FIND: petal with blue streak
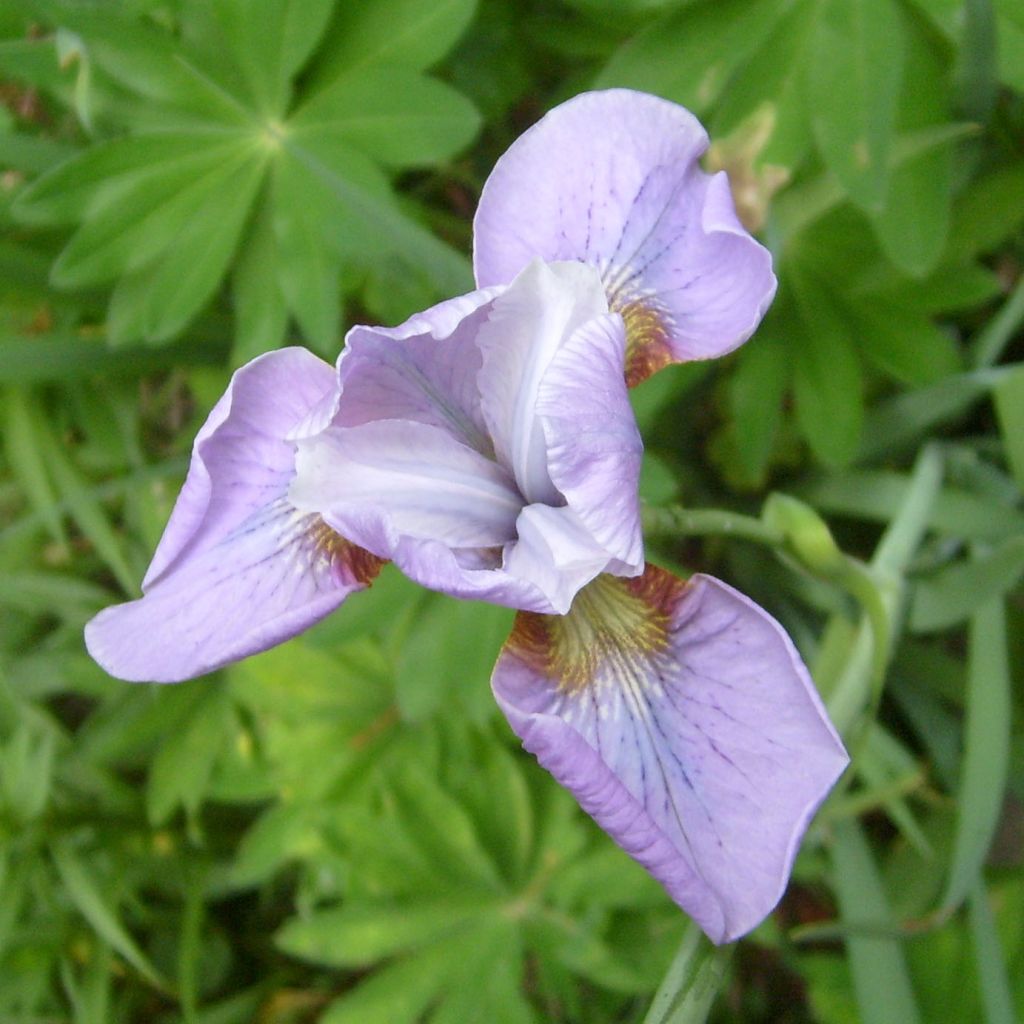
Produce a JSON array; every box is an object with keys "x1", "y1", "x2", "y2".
[
  {"x1": 491, "y1": 566, "x2": 849, "y2": 943},
  {"x1": 85, "y1": 349, "x2": 381, "y2": 683},
  {"x1": 473, "y1": 90, "x2": 777, "y2": 384},
  {"x1": 334, "y1": 287, "x2": 501, "y2": 452}
]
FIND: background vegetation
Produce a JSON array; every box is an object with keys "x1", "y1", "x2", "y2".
[{"x1": 1, "y1": 0, "x2": 1022, "y2": 1021}]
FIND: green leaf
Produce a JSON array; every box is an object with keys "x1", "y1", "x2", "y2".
[
  {"x1": 310, "y1": 0, "x2": 478, "y2": 82},
  {"x1": 716, "y1": 0, "x2": 816, "y2": 167},
  {"x1": 910, "y1": 538, "x2": 1024, "y2": 633},
  {"x1": 292, "y1": 67, "x2": 481, "y2": 168},
  {"x1": 387, "y1": 769, "x2": 504, "y2": 891},
  {"x1": 283, "y1": 132, "x2": 472, "y2": 297},
  {"x1": 12, "y1": 133, "x2": 244, "y2": 225},
  {"x1": 208, "y1": 0, "x2": 334, "y2": 116},
  {"x1": 457, "y1": 740, "x2": 535, "y2": 885},
  {"x1": 229, "y1": 802, "x2": 322, "y2": 887},
  {"x1": 831, "y1": 819, "x2": 922, "y2": 1024},
  {"x1": 868, "y1": 11, "x2": 953, "y2": 275},
  {"x1": 809, "y1": 0, "x2": 904, "y2": 211},
  {"x1": 956, "y1": 0, "x2": 998, "y2": 119},
  {"x1": 853, "y1": 262, "x2": 1000, "y2": 315},
  {"x1": 34, "y1": 406, "x2": 138, "y2": 593},
  {"x1": 858, "y1": 367, "x2": 1002, "y2": 461},
  {"x1": 993, "y1": 364, "x2": 1024, "y2": 490},
  {"x1": 0, "y1": 329, "x2": 225, "y2": 383},
  {"x1": 942, "y1": 597, "x2": 1012, "y2": 911},
  {"x1": 727, "y1": 331, "x2": 789, "y2": 484},
  {"x1": 995, "y1": 0, "x2": 1024, "y2": 91},
  {"x1": 42, "y1": 3, "x2": 250, "y2": 124},
  {"x1": 51, "y1": 142, "x2": 257, "y2": 289},
  {"x1": 147, "y1": 686, "x2": 232, "y2": 825},
  {"x1": 788, "y1": 265, "x2": 863, "y2": 466},
  {"x1": 945, "y1": 160, "x2": 1024, "y2": 263},
  {"x1": 276, "y1": 897, "x2": 489, "y2": 968},
  {"x1": 394, "y1": 593, "x2": 512, "y2": 724},
  {"x1": 231, "y1": 183, "x2": 289, "y2": 362},
  {"x1": 595, "y1": 0, "x2": 786, "y2": 114},
  {"x1": 851, "y1": 302, "x2": 962, "y2": 386},
  {"x1": 51, "y1": 839, "x2": 168, "y2": 991},
  {"x1": 271, "y1": 150, "x2": 344, "y2": 353},
  {"x1": 2, "y1": 387, "x2": 68, "y2": 551},
  {"x1": 318, "y1": 932, "x2": 467, "y2": 1024},
  {"x1": 799, "y1": 470, "x2": 1024, "y2": 542},
  {"x1": 107, "y1": 150, "x2": 265, "y2": 345}
]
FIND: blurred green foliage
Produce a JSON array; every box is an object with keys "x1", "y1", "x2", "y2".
[{"x1": 1, "y1": 0, "x2": 1022, "y2": 1021}]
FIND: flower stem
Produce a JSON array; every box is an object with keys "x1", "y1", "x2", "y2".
[
  {"x1": 641, "y1": 504, "x2": 784, "y2": 548},
  {"x1": 642, "y1": 918, "x2": 732, "y2": 1024}
]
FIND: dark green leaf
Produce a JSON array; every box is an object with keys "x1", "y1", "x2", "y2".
[
  {"x1": 310, "y1": 0, "x2": 478, "y2": 83},
  {"x1": 276, "y1": 897, "x2": 489, "y2": 968},
  {"x1": 292, "y1": 67, "x2": 481, "y2": 168},
  {"x1": 231, "y1": 183, "x2": 289, "y2": 362},
  {"x1": 789, "y1": 266, "x2": 863, "y2": 466},
  {"x1": 596, "y1": 0, "x2": 786, "y2": 115},
  {"x1": 147, "y1": 686, "x2": 232, "y2": 825},
  {"x1": 394, "y1": 593, "x2": 512, "y2": 724},
  {"x1": 869, "y1": 11, "x2": 953, "y2": 275},
  {"x1": 808, "y1": 0, "x2": 904, "y2": 211},
  {"x1": 910, "y1": 538, "x2": 1024, "y2": 633},
  {"x1": 107, "y1": 151, "x2": 265, "y2": 345},
  {"x1": 51, "y1": 840, "x2": 168, "y2": 991}
]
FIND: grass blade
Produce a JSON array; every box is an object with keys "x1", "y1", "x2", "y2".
[
  {"x1": 832, "y1": 819, "x2": 921, "y2": 1024},
  {"x1": 941, "y1": 597, "x2": 1011, "y2": 911}
]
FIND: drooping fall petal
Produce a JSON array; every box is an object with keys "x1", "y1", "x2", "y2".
[
  {"x1": 491, "y1": 565, "x2": 848, "y2": 943},
  {"x1": 85, "y1": 349, "x2": 381, "y2": 683},
  {"x1": 473, "y1": 89, "x2": 777, "y2": 384}
]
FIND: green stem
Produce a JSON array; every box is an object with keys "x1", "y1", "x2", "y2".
[
  {"x1": 641, "y1": 504, "x2": 784, "y2": 548},
  {"x1": 642, "y1": 918, "x2": 732, "y2": 1024}
]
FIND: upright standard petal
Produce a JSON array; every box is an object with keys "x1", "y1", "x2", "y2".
[
  {"x1": 289, "y1": 262, "x2": 644, "y2": 617},
  {"x1": 473, "y1": 90, "x2": 777, "y2": 384},
  {"x1": 492, "y1": 566, "x2": 848, "y2": 944},
  {"x1": 336, "y1": 287, "x2": 501, "y2": 454},
  {"x1": 85, "y1": 349, "x2": 382, "y2": 683},
  {"x1": 475, "y1": 260, "x2": 609, "y2": 504}
]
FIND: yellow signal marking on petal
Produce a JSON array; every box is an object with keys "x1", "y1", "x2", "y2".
[
  {"x1": 508, "y1": 566, "x2": 685, "y2": 694},
  {"x1": 612, "y1": 295, "x2": 675, "y2": 388},
  {"x1": 308, "y1": 516, "x2": 386, "y2": 586}
]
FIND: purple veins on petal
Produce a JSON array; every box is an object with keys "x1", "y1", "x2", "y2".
[
  {"x1": 85, "y1": 348, "x2": 382, "y2": 684},
  {"x1": 473, "y1": 89, "x2": 777, "y2": 384},
  {"x1": 491, "y1": 565, "x2": 849, "y2": 944}
]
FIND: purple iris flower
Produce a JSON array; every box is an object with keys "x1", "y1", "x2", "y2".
[{"x1": 86, "y1": 90, "x2": 847, "y2": 944}]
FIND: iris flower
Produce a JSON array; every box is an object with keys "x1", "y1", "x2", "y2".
[{"x1": 86, "y1": 90, "x2": 847, "y2": 944}]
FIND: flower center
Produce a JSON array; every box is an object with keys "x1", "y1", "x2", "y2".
[
  {"x1": 506, "y1": 567, "x2": 683, "y2": 693},
  {"x1": 308, "y1": 516, "x2": 386, "y2": 585}
]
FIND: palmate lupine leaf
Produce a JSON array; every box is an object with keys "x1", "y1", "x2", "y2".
[
  {"x1": 12, "y1": 0, "x2": 478, "y2": 351},
  {"x1": 594, "y1": 0, "x2": 787, "y2": 116},
  {"x1": 808, "y1": 0, "x2": 904, "y2": 213},
  {"x1": 868, "y1": 8, "x2": 953, "y2": 277}
]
